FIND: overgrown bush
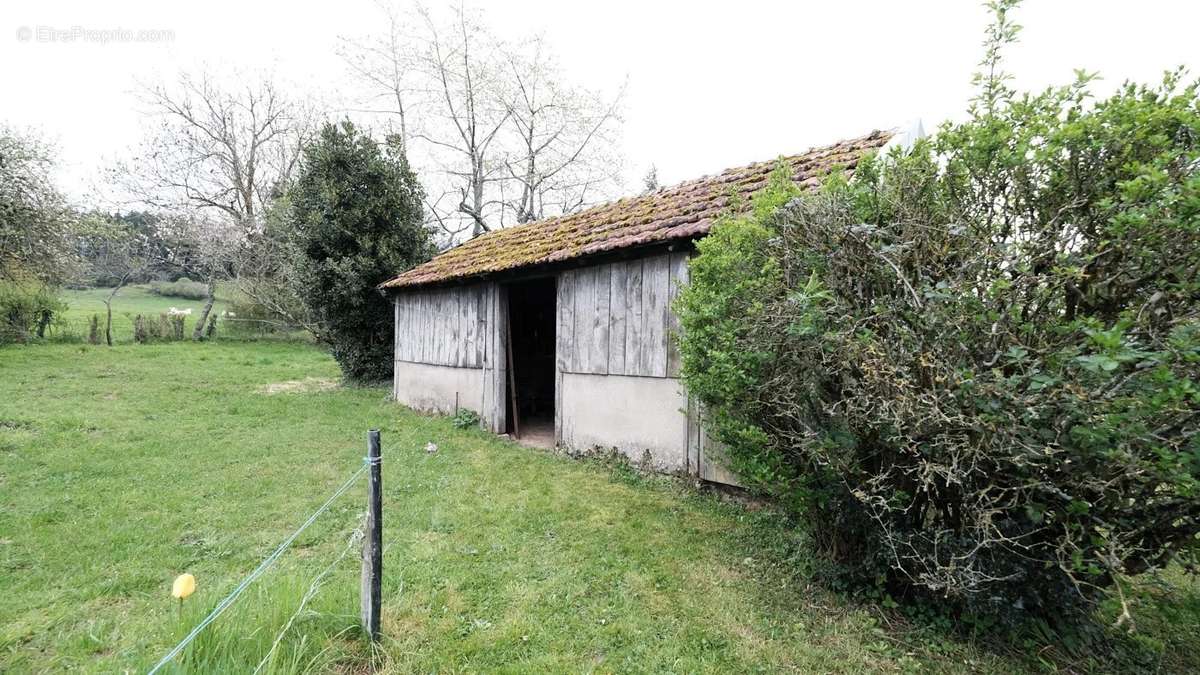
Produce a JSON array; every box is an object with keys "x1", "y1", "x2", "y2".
[
  {"x1": 287, "y1": 121, "x2": 433, "y2": 382},
  {"x1": 678, "y1": 4, "x2": 1199, "y2": 622},
  {"x1": 0, "y1": 279, "x2": 65, "y2": 344},
  {"x1": 148, "y1": 277, "x2": 209, "y2": 300}
]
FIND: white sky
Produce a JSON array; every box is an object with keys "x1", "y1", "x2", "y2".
[{"x1": 2, "y1": 0, "x2": 1197, "y2": 204}]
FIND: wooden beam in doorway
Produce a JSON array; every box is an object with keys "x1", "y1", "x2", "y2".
[{"x1": 506, "y1": 316, "x2": 520, "y2": 438}]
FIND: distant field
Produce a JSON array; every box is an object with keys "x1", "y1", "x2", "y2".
[
  {"x1": 53, "y1": 285, "x2": 229, "y2": 343},
  {"x1": 1, "y1": 341, "x2": 1197, "y2": 673}
]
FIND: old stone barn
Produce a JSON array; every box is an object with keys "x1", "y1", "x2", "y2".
[{"x1": 380, "y1": 131, "x2": 891, "y2": 485}]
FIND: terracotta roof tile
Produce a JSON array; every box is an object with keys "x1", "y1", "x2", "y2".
[{"x1": 381, "y1": 129, "x2": 891, "y2": 289}]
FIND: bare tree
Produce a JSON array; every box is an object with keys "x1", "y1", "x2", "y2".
[
  {"x1": 642, "y1": 164, "x2": 660, "y2": 194},
  {"x1": 77, "y1": 214, "x2": 159, "y2": 345},
  {"x1": 114, "y1": 70, "x2": 314, "y2": 336},
  {"x1": 219, "y1": 215, "x2": 318, "y2": 334},
  {"x1": 342, "y1": 2, "x2": 626, "y2": 241},
  {"x1": 119, "y1": 71, "x2": 305, "y2": 225},
  {"x1": 502, "y1": 37, "x2": 624, "y2": 224},
  {"x1": 338, "y1": 0, "x2": 419, "y2": 155},
  {"x1": 411, "y1": 4, "x2": 512, "y2": 238}
]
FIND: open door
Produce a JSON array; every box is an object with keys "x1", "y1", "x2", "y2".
[{"x1": 504, "y1": 277, "x2": 557, "y2": 448}]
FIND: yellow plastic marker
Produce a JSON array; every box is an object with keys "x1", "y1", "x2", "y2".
[{"x1": 172, "y1": 573, "x2": 196, "y2": 601}]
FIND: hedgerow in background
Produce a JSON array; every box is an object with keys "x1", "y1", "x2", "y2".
[
  {"x1": 677, "y1": 0, "x2": 1199, "y2": 623},
  {"x1": 147, "y1": 277, "x2": 210, "y2": 301},
  {"x1": 287, "y1": 121, "x2": 433, "y2": 382}
]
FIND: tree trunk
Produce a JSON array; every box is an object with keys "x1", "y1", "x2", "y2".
[
  {"x1": 35, "y1": 309, "x2": 51, "y2": 339},
  {"x1": 103, "y1": 273, "x2": 130, "y2": 347},
  {"x1": 192, "y1": 280, "x2": 217, "y2": 340}
]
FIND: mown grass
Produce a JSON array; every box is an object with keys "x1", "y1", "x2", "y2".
[{"x1": 1, "y1": 341, "x2": 1197, "y2": 673}]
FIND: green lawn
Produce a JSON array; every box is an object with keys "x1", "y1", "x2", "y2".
[
  {"x1": 51, "y1": 285, "x2": 229, "y2": 343},
  {"x1": 1, "y1": 342, "x2": 1196, "y2": 673}
]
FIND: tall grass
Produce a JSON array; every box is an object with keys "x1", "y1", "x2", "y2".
[{"x1": 153, "y1": 561, "x2": 369, "y2": 674}]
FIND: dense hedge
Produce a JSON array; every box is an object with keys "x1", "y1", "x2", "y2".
[
  {"x1": 677, "y1": 72, "x2": 1200, "y2": 619},
  {"x1": 147, "y1": 277, "x2": 210, "y2": 301}
]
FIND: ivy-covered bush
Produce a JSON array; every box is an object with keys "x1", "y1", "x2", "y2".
[{"x1": 677, "y1": 7, "x2": 1199, "y2": 620}]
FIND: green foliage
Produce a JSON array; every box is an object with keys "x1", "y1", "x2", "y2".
[
  {"x1": 0, "y1": 126, "x2": 76, "y2": 285},
  {"x1": 75, "y1": 211, "x2": 172, "y2": 287},
  {"x1": 678, "y1": 2, "x2": 1200, "y2": 622},
  {"x1": 0, "y1": 278, "x2": 66, "y2": 344},
  {"x1": 674, "y1": 166, "x2": 796, "y2": 491},
  {"x1": 148, "y1": 277, "x2": 210, "y2": 301},
  {"x1": 451, "y1": 408, "x2": 481, "y2": 429},
  {"x1": 287, "y1": 121, "x2": 433, "y2": 382},
  {"x1": 165, "y1": 313, "x2": 186, "y2": 340}
]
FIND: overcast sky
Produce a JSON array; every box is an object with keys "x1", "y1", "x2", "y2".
[{"x1": 2, "y1": 1, "x2": 1197, "y2": 204}]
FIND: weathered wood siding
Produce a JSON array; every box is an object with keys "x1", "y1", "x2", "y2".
[
  {"x1": 393, "y1": 282, "x2": 506, "y2": 433},
  {"x1": 391, "y1": 254, "x2": 741, "y2": 484},
  {"x1": 556, "y1": 251, "x2": 688, "y2": 378},
  {"x1": 479, "y1": 283, "x2": 507, "y2": 434},
  {"x1": 394, "y1": 285, "x2": 487, "y2": 369}
]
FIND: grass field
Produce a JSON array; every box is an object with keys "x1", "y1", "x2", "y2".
[
  {"x1": 50, "y1": 285, "x2": 229, "y2": 344},
  {"x1": 1, "y1": 341, "x2": 1197, "y2": 673}
]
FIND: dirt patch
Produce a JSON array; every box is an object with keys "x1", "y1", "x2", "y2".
[{"x1": 257, "y1": 377, "x2": 339, "y2": 395}]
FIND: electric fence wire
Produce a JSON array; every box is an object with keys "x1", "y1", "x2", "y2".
[
  {"x1": 252, "y1": 523, "x2": 365, "y2": 674},
  {"x1": 146, "y1": 457, "x2": 373, "y2": 675},
  {"x1": 148, "y1": 416, "x2": 440, "y2": 674}
]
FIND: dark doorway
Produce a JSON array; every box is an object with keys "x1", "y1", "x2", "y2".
[{"x1": 504, "y1": 277, "x2": 556, "y2": 446}]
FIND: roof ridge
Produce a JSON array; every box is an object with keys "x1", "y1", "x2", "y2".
[{"x1": 382, "y1": 129, "x2": 892, "y2": 289}]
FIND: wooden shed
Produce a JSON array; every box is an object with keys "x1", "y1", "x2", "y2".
[{"x1": 380, "y1": 130, "x2": 891, "y2": 485}]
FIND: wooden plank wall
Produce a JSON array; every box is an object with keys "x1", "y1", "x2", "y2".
[
  {"x1": 556, "y1": 251, "x2": 689, "y2": 379},
  {"x1": 480, "y1": 283, "x2": 507, "y2": 434},
  {"x1": 394, "y1": 285, "x2": 487, "y2": 369},
  {"x1": 394, "y1": 281, "x2": 506, "y2": 433}
]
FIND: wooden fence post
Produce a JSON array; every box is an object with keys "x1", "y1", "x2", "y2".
[{"x1": 361, "y1": 429, "x2": 382, "y2": 641}]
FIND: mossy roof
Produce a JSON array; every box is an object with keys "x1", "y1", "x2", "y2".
[{"x1": 381, "y1": 129, "x2": 892, "y2": 290}]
